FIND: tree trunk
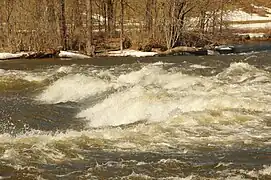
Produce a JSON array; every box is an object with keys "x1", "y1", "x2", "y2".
[
  {"x1": 73, "y1": 0, "x2": 82, "y2": 28},
  {"x1": 199, "y1": 10, "x2": 206, "y2": 34},
  {"x1": 120, "y1": 0, "x2": 124, "y2": 53},
  {"x1": 59, "y1": 0, "x2": 67, "y2": 50},
  {"x1": 153, "y1": 0, "x2": 158, "y2": 39},
  {"x1": 107, "y1": 0, "x2": 114, "y2": 37},
  {"x1": 145, "y1": 0, "x2": 153, "y2": 34},
  {"x1": 86, "y1": 0, "x2": 94, "y2": 56},
  {"x1": 103, "y1": 0, "x2": 107, "y2": 33},
  {"x1": 46, "y1": 0, "x2": 57, "y2": 24},
  {"x1": 220, "y1": 0, "x2": 224, "y2": 33},
  {"x1": 45, "y1": 0, "x2": 57, "y2": 47}
]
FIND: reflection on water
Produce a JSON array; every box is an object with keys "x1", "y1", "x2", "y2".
[{"x1": 0, "y1": 53, "x2": 271, "y2": 179}]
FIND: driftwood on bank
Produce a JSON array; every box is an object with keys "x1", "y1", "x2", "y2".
[{"x1": 158, "y1": 46, "x2": 208, "y2": 56}]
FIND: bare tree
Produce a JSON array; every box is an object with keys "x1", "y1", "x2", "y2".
[
  {"x1": 196, "y1": 0, "x2": 211, "y2": 34},
  {"x1": 163, "y1": 0, "x2": 194, "y2": 49},
  {"x1": 59, "y1": 0, "x2": 67, "y2": 50}
]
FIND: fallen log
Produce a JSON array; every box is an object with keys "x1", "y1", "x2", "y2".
[
  {"x1": 23, "y1": 51, "x2": 58, "y2": 59},
  {"x1": 158, "y1": 46, "x2": 208, "y2": 56}
]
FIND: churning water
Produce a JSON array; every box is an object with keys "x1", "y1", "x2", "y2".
[{"x1": 0, "y1": 54, "x2": 270, "y2": 179}]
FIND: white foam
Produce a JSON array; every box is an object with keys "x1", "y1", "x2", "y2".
[
  {"x1": 77, "y1": 86, "x2": 180, "y2": 127},
  {"x1": 117, "y1": 65, "x2": 205, "y2": 90},
  {"x1": 260, "y1": 165, "x2": 271, "y2": 175},
  {"x1": 190, "y1": 64, "x2": 211, "y2": 69},
  {"x1": 0, "y1": 69, "x2": 5, "y2": 74},
  {"x1": 77, "y1": 63, "x2": 271, "y2": 128},
  {"x1": 0, "y1": 105, "x2": 270, "y2": 162},
  {"x1": 117, "y1": 65, "x2": 163, "y2": 85},
  {"x1": 225, "y1": 175, "x2": 251, "y2": 180},
  {"x1": 122, "y1": 172, "x2": 194, "y2": 180},
  {"x1": 4, "y1": 62, "x2": 264, "y2": 158},
  {"x1": 0, "y1": 69, "x2": 49, "y2": 82},
  {"x1": 216, "y1": 62, "x2": 269, "y2": 82},
  {"x1": 22, "y1": 73, "x2": 49, "y2": 82},
  {"x1": 37, "y1": 74, "x2": 112, "y2": 103},
  {"x1": 56, "y1": 66, "x2": 74, "y2": 73},
  {"x1": 36, "y1": 64, "x2": 205, "y2": 104},
  {"x1": 0, "y1": 59, "x2": 270, "y2": 178}
]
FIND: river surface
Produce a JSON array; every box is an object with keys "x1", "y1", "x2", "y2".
[{"x1": 0, "y1": 53, "x2": 270, "y2": 180}]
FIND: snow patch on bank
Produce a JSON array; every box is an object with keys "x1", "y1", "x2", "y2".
[
  {"x1": 225, "y1": 10, "x2": 271, "y2": 22},
  {"x1": 225, "y1": 6, "x2": 271, "y2": 30},
  {"x1": 0, "y1": 52, "x2": 27, "y2": 60},
  {"x1": 0, "y1": 51, "x2": 91, "y2": 60},
  {"x1": 108, "y1": 50, "x2": 157, "y2": 57},
  {"x1": 58, "y1": 51, "x2": 91, "y2": 59},
  {"x1": 232, "y1": 22, "x2": 271, "y2": 29},
  {"x1": 251, "y1": 4, "x2": 271, "y2": 14}
]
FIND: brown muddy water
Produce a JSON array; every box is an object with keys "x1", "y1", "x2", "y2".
[{"x1": 0, "y1": 53, "x2": 271, "y2": 179}]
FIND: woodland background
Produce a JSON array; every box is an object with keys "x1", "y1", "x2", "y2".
[{"x1": 0, "y1": 0, "x2": 270, "y2": 55}]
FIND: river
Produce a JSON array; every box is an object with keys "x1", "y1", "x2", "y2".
[{"x1": 0, "y1": 53, "x2": 270, "y2": 179}]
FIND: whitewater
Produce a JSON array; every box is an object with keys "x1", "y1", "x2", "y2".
[{"x1": 0, "y1": 54, "x2": 270, "y2": 179}]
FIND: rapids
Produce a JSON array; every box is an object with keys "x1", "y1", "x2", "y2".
[{"x1": 0, "y1": 54, "x2": 270, "y2": 179}]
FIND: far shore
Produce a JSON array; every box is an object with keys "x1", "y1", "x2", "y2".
[{"x1": 1, "y1": 40, "x2": 271, "y2": 61}]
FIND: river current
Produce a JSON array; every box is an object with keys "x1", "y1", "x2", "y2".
[{"x1": 0, "y1": 54, "x2": 270, "y2": 179}]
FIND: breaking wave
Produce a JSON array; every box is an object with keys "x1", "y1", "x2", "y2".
[
  {"x1": 74, "y1": 63, "x2": 271, "y2": 128},
  {"x1": 36, "y1": 74, "x2": 113, "y2": 103},
  {"x1": 28, "y1": 62, "x2": 271, "y2": 151}
]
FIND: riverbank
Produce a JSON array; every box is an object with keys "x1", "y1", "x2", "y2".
[
  {"x1": 1, "y1": 40, "x2": 271, "y2": 60},
  {"x1": 0, "y1": 51, "x2": 91, "y2": 60}
]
